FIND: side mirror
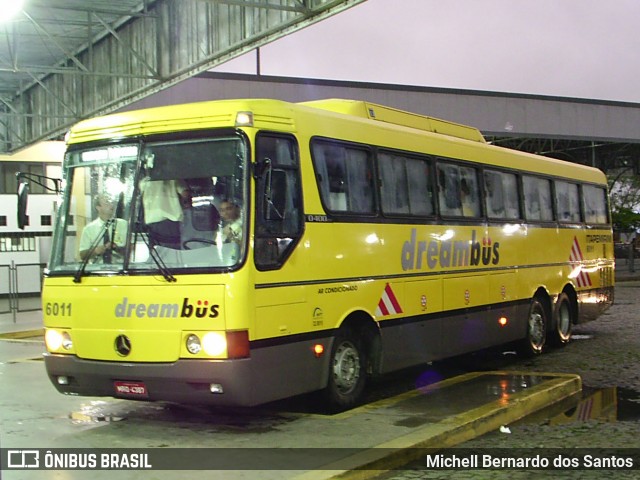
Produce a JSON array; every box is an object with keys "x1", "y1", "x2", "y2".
[
  {"x1": 17, "y1": 181, "x2": 29, "y2": 230},
  {"x1": 253, "y1": 157, "x2": 271, "y2": 179},
  {"x1": 15, "y1": 172, "x2": 62, "y2": 230}
]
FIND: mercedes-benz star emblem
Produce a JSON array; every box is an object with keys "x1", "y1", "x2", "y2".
[{"x1": 115, "y1": 335, "x2": 132, "y2": 357}]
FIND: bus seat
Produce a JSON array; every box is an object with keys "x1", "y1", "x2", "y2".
[
  {"x1": 185, "y1": 177, "x2": 219, "y2": 231},
  {"x1": 191, "y1": 203, "x2": 220, "y2": 231},
  {"x1": 146, "y1": 219, "x2": 182, "y2": 249}
]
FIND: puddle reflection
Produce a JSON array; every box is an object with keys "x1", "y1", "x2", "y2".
[
  {"x1": 549, "y1": 387, "x2": 617, "y2": 424},
  {"x1": 545, "y1": 386, "x2": 640, "y2": 425},
  {"x1": 485, "y1": 374, "x2": 545, "y2": 406}
]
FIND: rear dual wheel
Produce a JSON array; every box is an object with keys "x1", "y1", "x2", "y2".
[
  {"x1": 549, "y1": 292, "x2": 573, "y2": 347},
  {"x1": 519, "y1": 296, "x2": 547, "y2": 356}
]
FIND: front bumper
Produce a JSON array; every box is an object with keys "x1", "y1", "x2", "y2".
[{"x1": 44, "y1": 352, "x2": 258, "y2": 406}]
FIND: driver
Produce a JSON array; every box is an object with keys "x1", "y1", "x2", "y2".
[{"x1": 79, "y1": 194, "x2": 128, "y2": 262}]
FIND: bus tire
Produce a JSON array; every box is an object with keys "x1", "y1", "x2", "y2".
[
  {"x1": 549, "y1": 292, "x2": 573, "y2": 347},
  {"x1": 519, "y1": 296, "x2": 547, "y2": 357},
  {"x1": 323, "y1": 327, "x2": 367, "y2": 411}
]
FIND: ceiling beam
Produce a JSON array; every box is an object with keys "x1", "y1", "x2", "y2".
[
  {"x1": 201, "y1": 0, "x2": 310, "y2": 14},
  {"x1": 0, "y1": 0, "x2": 366, "y2": 153}
]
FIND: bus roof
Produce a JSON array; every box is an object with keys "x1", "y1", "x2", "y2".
[
  {"x1": 67, "y1": 98, "x2": 485, "y2": 145},
  {"x1": 299, "y1": 99, "x2": 487, "y2": 144},
  {"x1": 65, "y1": 98, "x2": 605, "y2": 185}
]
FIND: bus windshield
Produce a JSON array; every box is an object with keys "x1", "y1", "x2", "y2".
[{"x1": 49, "y1": 135, "x2": 248, "y2": 276}]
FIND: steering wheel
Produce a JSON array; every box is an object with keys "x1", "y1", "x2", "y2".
[{"x1": 182, "y1": 238, "x2": 217, "y2": 250}]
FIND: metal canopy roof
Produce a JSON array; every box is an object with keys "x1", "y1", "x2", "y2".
[
  {"x1": 0, "y1": 0, "x2": 365, "y2": 153},
  {"x1": 1, "y1": 1, "x2": 152, "y2": 96}
]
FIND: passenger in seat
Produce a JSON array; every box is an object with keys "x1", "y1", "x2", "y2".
[{"x1": 220, "y1": 200, "x2": 242, "y2": 244}]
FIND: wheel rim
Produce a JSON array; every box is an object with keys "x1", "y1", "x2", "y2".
[
  {"x1": 557, "y1": 302, "x2": 571, "y2": 339},
  {"x1": 332, "y1": 341, "x2": 361, "y2": 394},
  {"x1": 528, "y1": 308, "x2": 545, "y2": 350}
]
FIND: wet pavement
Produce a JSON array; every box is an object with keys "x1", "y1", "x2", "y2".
[
  {"x1": 0, "y1": 337, "x2": 580, "y2": 478},
  {"x1": 0, "y1": 322, "x2": 580, "y2": 479}
]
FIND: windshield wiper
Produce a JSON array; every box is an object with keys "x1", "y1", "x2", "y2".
[
  {"x1": 73, "y1": 219, "x2": 113, "y2": 283},
  {"x1": 131, "y1": 179, "x2": 176, "y2": 282},
  {"x1": 136, "y1": 226, "x2": 176, "y2": 283}
]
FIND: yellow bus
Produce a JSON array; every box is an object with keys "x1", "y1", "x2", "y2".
[{"x1": 27, "y1": 98, "x2": 614, "y2": 410}]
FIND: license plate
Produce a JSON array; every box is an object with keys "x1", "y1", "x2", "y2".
[{"x1": 114, "y1": 381, "x2": 148, "y2": 398}]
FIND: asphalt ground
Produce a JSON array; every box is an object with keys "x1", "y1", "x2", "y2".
[{"x1": 0, "y1": 334, "x2": 581, "y2": 480}]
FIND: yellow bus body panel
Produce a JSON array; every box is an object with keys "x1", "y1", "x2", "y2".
[{"x1": 42, "y1": 276, "x2": 254, "y2": 362}]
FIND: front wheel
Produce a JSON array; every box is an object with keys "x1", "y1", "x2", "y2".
[
  {"x1": 519, "y1": 296, "x2": 547, "y2": 357},
  {"x1": 323, "y1": 328, "x2": 367, "y2": 411}
]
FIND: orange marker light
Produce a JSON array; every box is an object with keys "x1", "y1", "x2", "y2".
[
  {"x1": 313, "y1": 344, "x2": 325, "y2": 357},
  {"x1": 498, "y1": 316, "x2": 508, "y2": 327}
]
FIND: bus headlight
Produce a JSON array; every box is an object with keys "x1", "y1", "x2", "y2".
[
  {"x1": 181, "y1": 330, "x2": 249, "y2": 358},
  {"x1": 202, "y1": 332, "x2": 227, "y2": 356},
  {"x1": 186, "y1": 334, "x2": 202, "y2": 354},
  {"x1": 45, "y1": 329, "x2": 73, "y2": 351}
]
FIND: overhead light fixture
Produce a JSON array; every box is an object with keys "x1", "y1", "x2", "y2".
[{"x1": 0, "y1": 0, "x2": 25, "y2": 23}]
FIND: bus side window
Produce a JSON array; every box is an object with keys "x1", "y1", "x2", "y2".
[
  {"x1": 379, "y1": 151, "x2": 434, "y2": 216},
  {"x1": 406, "y1": 156, "x2": 434, "y2": 216},
  {"x1": 312, "y1": 140, "x2": 375, "y2": 214},
  {"x1": 583, "y1": 185, "x2": 609, "y2": 224},
  {"x1": 503, "y1": 173, "x2": 521, "y2": 219},
  {"x1": 459, "y1": 166, "x2": 481, "y2": 217},
  {"x1": 555, "y1": 180, "x2": 581, "y2": 223},
  {"x1": 379, "y1": 151, "x2": 410, "y2": 215},
  {"x1": 485, "y1": 170, "x2": 520, "y2": 220},
  {"x1": 523, "y1": 175, "x2": 554, "y2": 222},
  {"x1": 437, "y1": 163, "x2": 461, "y2": 216},
  {"x1": 437, "y1": 162, "x2": 480, "y2": 218},
  {"x1": 484, "y1": 170, "x2": 505, "y2": 218},
  {"x1": 255, "y1": 134, "x2": 303, "y2": 270}
]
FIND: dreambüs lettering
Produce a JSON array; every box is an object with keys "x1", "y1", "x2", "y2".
[
  {"x1": 115, "y1": 297, "x2": 219, "y2": 318},
  {"x1": 402, "y1": 228, "x2": 500, "y2": 271}
]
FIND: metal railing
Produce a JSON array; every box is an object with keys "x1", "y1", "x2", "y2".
[{"x1": 0, "y1": 262, "x2": 44, "y2": 322}]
